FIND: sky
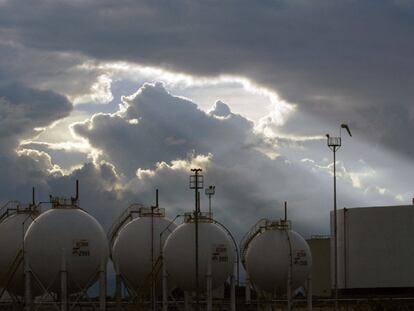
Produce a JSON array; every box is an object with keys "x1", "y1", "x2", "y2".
[{"x1": 1, "y1": 0, "x2": 414, "y2": 242}]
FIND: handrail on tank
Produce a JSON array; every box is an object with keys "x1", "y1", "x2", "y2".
[
  {"x1": 184, "y1": 211, "x2": 213, "y2": 223},
  {"x1": 0, "y1": 201, "x2": 21, "y2": 222},
  {"x1": 107, "y1": 203, "x2": 145, "y2": 250},
  {"x1": 0, "y1": 201, "x2": 40, "y2": 224},
  {"x1": 239, "y1": 218, "x2": 291, "y2": 267}
]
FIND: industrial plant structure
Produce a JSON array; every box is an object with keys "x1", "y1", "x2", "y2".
[
  {"x1": 240, "y1": 203, "x2": 312, "y2": 311},
  {"x1": 0, "y1": 199, "x2": 39, "y2": 298},
  {"x1": 2, "y1": 173, "x2": 414, "y2": 311}
]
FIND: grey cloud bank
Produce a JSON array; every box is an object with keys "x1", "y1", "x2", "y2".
[
  {"x1": 0, "y1": 0, "x2": 412, "y2": 240},
  {"x1": 1, "y1": 1, "x2": 414, "y2": 155},
  {"x1": 70, "y1": 83, "x2": 378, "y2": 237}
]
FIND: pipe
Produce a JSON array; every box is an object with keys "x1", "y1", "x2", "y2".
[
  {"x1": 207, "y1": 254, "x2": 212, "y2": 311},
  {"x1": 74, "y1": 179, "x2": 79, "y2": 203},
  {"x1": 286, "y1": 231, "x2": 293, "y2": 311},
  {"x1": 151, "y1": 193, "x2": 155, "y2": 311},
  {"x1": 184, "y1": 291, "x2": 191, "y2": 311},
  {"x1": 99, "y1": 258, "x2": 106, "y2": 311},
  {"x1": 60, "y1": 249, "x2": 67, "y2": 311},
  {"x1": 230, "y1": 264, "x2": 236, "y2": 311},
  {"x1": 162, "y1": 256, "x2": 168, "y2": 311},
  {"x1": 32, "y1": 187, "x2": 35, "y2": 206},
  {"x1": 307, "y1": 274, "x2": 312, "y2": 311},
  {"x1": 245, "y1": 274, "x2": 251, "y2": 304},
  {"x1": 24, "y1": 255, "x2": 32, "y2": 311},
  {"x1": 115, "y1": 274, "x2": 122, "y2": 310}
]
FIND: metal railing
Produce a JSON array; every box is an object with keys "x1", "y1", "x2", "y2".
[
  {"x1": 0, "y1": 201, "x2": 39, "y2": 224},
  {"x1": 107, "y1": 203, "x2": 145, "y2": 250},
  {"x1": 184, "y1": 211, "x2": 213, "y2": 223},
  {"x1": 240, "y1": 218, "x2": 291, "y2": 266}
]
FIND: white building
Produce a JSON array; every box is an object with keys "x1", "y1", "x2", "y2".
[{"x1": 332, "y1": 205, "x2": 414, "y2": 294}]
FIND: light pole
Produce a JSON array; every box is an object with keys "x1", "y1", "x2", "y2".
[
  {"x1": 189, "y1": 168, "x2": 204, "y2": 311},
  {"x1": 205, "y1": 185, "x2": 215, "y2": 217},
  {"x1": 326, "y1": 124, "x2": 352, "y2": 311}
]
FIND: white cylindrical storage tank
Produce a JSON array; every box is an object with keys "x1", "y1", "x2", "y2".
[
  {"x1": 0, "y1": 206, "x2": 38, "y2": 295},
  {"x1": 243, "y1": 220, "x2": 312, "y2": 294},
  {"x1": 24, "y1": 199, "x2": 108, "y2": 294},
  {"x1": 163, "y1": 214, "x2": 235, "y2": 292},
  {"x1": 111, "y1": 207, "x2": 177, "y2": 291}
]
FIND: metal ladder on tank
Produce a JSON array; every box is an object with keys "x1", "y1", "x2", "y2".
[
  {"x1": 0, "y1": 201, "x2": 21, "y2": 224},
  {"x1": 107, "y1": 203, "x2": 145, "y2": 251},
  {"x1": 239, "y1": 219, "x2": 268, "y2": 266},
  {"x1": 0, "y1": 249, "x2": 23, "y2": 299}
]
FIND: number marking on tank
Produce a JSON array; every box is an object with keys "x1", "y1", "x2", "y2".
[
  {"x1": 72, "y1": 239, "x2": 90, "y2": 256},
  {"x1": 212, "y1": 244, "x2": 228, "y2": 263}
]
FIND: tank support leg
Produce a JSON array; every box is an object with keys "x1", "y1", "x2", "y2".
[
  {"x1": 184, "y1": 291, "x2": 191, "y2": 311},
  {"x1": 24, "y1": 255, "x2": 32, "y2": 311},
  {"x1": 162, "y1": 258, "x2": 168, "y2": 311},
  {"x1": 245, "y1": 274, "x2": 251, "y2": 304},
  {"x1": 306, "y1": 274, "x2": 312, "y2": 311},
  {"x1": 60, "y1": 249, "x2": 67, "y2": 311},
  {"x1": 206, "y1": 255, "x2": 212, "y2": 311},
  {"x1": 99, "y1": 259, "x2": 106, "y2": 311},
  {"x1": 287, "y1": 267, "x2": 292, "y2": 311},
  {"x1": 230, "y1": 264, "x2": 236, "y2": 311},
  {"x1": 115, "y1": 274, "x2": 122, "y2": 310}
]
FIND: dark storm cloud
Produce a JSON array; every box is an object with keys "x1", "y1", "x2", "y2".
[
  {"x1": 0, "y1": 0, "x2": 411, "y2": 238},
  {"x1": 0, "y1": 81, "x2": 129, "y2": 228},
  {"x1": 0, "y1": 82, "x2": 72, "y2": 151},
  {"x1": 0, "y1": 82, "x2": 72, "y2": 199},
  {"x1": 1, "y1": 0, "x2": 413, "y2": 156}
]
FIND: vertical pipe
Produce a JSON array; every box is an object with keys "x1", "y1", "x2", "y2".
[
  {"x1": 195, "y1": 190, "x2": 200, "y2": 311},
  {"x1": 284, "y1": 201, "x2": 287, "y2": 222},
  {"x1": 286, "y1": 231, "x2": 292, "y2": 311},
  {"x1": 115, "y1": 274, "x2": 122, "y2": 310},
  {"x1": 60, "y1": 249, "x2": 67, "y2": 311},
  {"x1": 162, "y1": 255, "x2": 168, "y2": 311},
  {"x1": 287, "y1": 268, "x2": 292, "y2": 311},
  {"x1": 184, "y1": 291, "x2": 191, "y2": 311},
  {"x1": 151, "y1": 196, "x2": 155, "y2": 311},
  {"x1": 333, "y1": 149, "x2": 338, "y2": 311},
  {"x1": 230, "y1": 264, "x2": 236, "y2": 311},
  {"x1": 32, "y1": 187, "x2": 35, "y2": 206},
  {"x1": 208, "y1": 194, "x2": 211, "y2": 217},
  {"x1": 246, "y1": 275, "x2": 251, "y2": 304},
  {"x1": 75, "y1": 179, "x2": 79, "y2": 202},
  {"x1": 343, "y1": 208, "x2": 347, "y2": 290},
  {"x1": 307, "y1": 274, "x2": 312, "y2": 311},
  {"x1": 99, "y1": 258, "x2": 107, "y2": 311},
  {"x1": 24, "y1": 255, "x2": 32, "y2": 311},
  {"x1": 206, "y1": 253, "x2": 212, "y2": 311}
]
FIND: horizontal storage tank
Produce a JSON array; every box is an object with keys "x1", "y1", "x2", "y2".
[
  {"x1": 242, "y1": 219, "x2": 312, "y2": 294},
  {"x1": 163, "y1": 213, "x2": 235, "y2": 292},
  {"x1": 0, "y1": 203, "x2": 39, "y2": 295},
  {"x1": 24, "y1": 197, "x2": 108, "y2": 294},
  {"x1": 111, "y1": 207, "x2": 177, "y2": 291}
]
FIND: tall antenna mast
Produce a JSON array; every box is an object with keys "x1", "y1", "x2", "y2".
[{"x1": 190, "y1": 168, "x2": 204, "y2": 311}]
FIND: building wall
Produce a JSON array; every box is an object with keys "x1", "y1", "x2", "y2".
[
  {"x1": 332, "y1": 205, "x2": 414, "y2": 290},
  {"x1": 307, "y1": 238, "x2": 331, "y2": 297}
]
